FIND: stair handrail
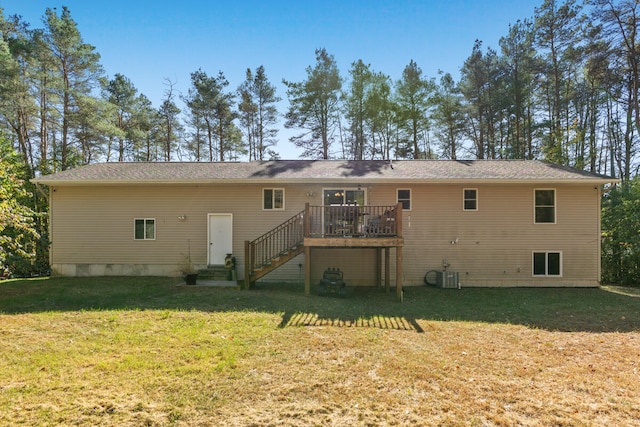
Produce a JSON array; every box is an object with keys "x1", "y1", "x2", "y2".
[{"x1": 246, "y1": 209, "x2": 305, "y2": 273}]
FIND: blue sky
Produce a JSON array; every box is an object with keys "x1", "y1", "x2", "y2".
[{"x1": 2, "y1": 0, "x2": 542, "y2": 157}]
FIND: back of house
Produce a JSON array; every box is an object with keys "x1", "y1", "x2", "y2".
[{"x1": 32, "y1": 160, "x2": 616, "y2": 287}]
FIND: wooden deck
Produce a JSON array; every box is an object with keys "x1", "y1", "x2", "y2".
[
  {"x1": 303, "y1": 236, "x2": 404, "y2": 247},
  {"x1": 245, "y1": 203, "x2": 404, "y2": 301}
]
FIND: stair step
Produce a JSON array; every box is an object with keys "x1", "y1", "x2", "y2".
[
  {"x1": 199, "y1": 265, "x2": 234, "y2": 281},
  {"x1": 252, "y1": 245, "x2": 305, "y2": 273},
  {"x1": 198, "y1": 269, "x2": 231, "y2": 274}
]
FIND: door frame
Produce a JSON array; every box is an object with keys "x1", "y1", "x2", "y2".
[
  {"x1": 207, "y1": 213, "x2": 233, "y2": 265},
  {"x1": 321, "y1": 187, "x2": 367, "y2": 235}
]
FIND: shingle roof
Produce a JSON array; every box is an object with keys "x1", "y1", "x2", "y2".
[{"x1": 32, "y1": 160, "x2": 617, "y2": 185}]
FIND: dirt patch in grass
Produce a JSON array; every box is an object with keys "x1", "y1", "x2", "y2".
[{"x1": 0, "y1": 278, "x2": 639, "y2": 425}]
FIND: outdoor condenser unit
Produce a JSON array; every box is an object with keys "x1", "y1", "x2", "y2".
[{"x1": 436, "y1": 271, "x2": 459, "y2": 289}]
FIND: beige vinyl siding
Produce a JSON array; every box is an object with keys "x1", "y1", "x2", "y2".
[
  {"x1": 399, "y1": 183, "x2": 600, "y2": 286},
  {"x1": 311, "y1": 183, "x2": 600, "y2": 286},
  {"x1": 49, "y1": 182, "x2": 601, "y2": 286},
  {"x1": 307, "y1": 248, "x2": 379, "y2": 286},
  {"x1": 50, "y1": 184, "x2": 312, "y2": 277}
]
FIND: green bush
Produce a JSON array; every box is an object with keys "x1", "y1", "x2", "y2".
[
  {"x1": 601, "y1": 178, "x2": 640, "y2": 286},
  {"x1": 0, "y1": 138, "x2": 42, "y2": 277}
]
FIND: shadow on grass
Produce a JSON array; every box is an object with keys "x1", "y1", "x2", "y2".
[
  {"x1": 1, "y1": 277, "x2": 639, "y2": 333},
  {"x1": 277, "y1": 308, "x2": 425, "y2": 332}
]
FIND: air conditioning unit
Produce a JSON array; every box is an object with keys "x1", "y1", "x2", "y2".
[{"x1": 436, "y1": 271, "x2": 459, "y2": 289}]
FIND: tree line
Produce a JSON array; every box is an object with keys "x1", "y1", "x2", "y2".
[
  {"x1": 2, "y1": 1, "x2": 640, "y2": 178},
  {"x1": 2, "y1": 0, "x2": 640, "y2": 282}
]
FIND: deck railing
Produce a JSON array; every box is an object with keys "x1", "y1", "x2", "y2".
[{"x1": 306, "y1": 203, "x2": 402, "y2": 238}]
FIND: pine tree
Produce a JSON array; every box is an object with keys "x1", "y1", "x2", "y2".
[
  {"x1": 105, "y1": 73, "x2": 137, "y2": 161},
  {"x1": 237, "y1": 66, "x2": 280, "y2": 160},
  {"x1": 44, "y1": 6, "x2": 103, "y2": 170},
  {"x1": 344, "y1": 59, "x2": 375, "y2": 160},
  {"x1": 499, "y1": 19, "x2": 537, "y2": 159},
  {"x1": 284, "y1": 48, "x2": 342, "y2": 159},
  {"x1": 533, "y1": 0, "x2": 583, "y2": 165},
  {"x1": 432, "y1": 72, "x2": 465, "y2": 159},
  {"x1": 158, "y1": 79, "x2": 182, "y2": 161},
  {"x1": 395, "y1": 60, "x2": 434, "y2": 159}
]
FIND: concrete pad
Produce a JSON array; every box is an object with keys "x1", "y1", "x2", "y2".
[{"x1": 177, "y1": 280, "x2": 239, "y2": 288}]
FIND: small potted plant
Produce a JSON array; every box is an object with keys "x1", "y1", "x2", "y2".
[{"x1": 179, "y1": 254, "x2": 198, "y2": 285}]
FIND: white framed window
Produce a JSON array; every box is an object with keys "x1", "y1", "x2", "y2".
[
  {"x1": 463, "y1": 188, "x2": 477, "y2": 211},
  {"x1": 323, "y1": 188, "x2": 365, "y2": 206},
  {"x1": 263, "y1": 188, "x2": 285, "y2": 210},
  {"x1": 134, "y1": 218, "x2": 155, "y2": 240},
  {"x1": 397, "y1": 188, "x2": 411, "y2": 210},
  {"x1": 534, "y1": 188, "x2": 556, "y2": 223},
  {"x1": 532, "y1": 251, "x2": 562, "y2": 276}
]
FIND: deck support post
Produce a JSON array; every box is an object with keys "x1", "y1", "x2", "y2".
[
  {"x1": 396, "y1": 245, "x2": 403, "y2": 302},
  {"x1": 243, "y1": 240, "x2": 251, "y2": 290},
  {"x1": 376, "y1": 248, "x2": 382, "y2": 287},
  {"x1": 384, "y1": 248, "x2": 390, "y2": 292},
  {"x1": 304, "y1": 245, "x2": 311, "y2": 296}
]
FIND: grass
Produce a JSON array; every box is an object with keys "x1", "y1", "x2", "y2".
[{"x1": 1, "y1": 277, "x2": 639, "y2": 426}]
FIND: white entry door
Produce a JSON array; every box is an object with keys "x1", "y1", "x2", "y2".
[{"x1": 208, "y1": 214, "x2": 233, "y2": 265}]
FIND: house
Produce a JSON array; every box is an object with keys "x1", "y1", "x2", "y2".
[{"x1": 32, "y1": 160, "x2": 616, "y2": 300}]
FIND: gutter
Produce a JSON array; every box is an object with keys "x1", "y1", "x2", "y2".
[
  {"x1": 30, "y1": 177, "x2": 620, "y2": 186},
  {"x1": 33, "y1": 182, "x2": 49, "y2": 202}
]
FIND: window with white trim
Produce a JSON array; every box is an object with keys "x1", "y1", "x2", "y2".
[
  {"x1": 134, "y1": 218, "x2": 155, "y2": 240},
  {"x1": 323, "y1": 188, "x2": 365, "y2": 206},
  {"x1": 463, "y1": 188, "x2": 477, "y2": 211},
  {"x1": 397, "y1": 189, "x2": 411, "y2": 210},
  {"x1": 533, "y1": 251, "x2": 562, "y2": 276},
  {"x1": 535, "y1": 189, "x2": 555, "y2": 223},
  {"x1": 263, "y1": 188, "x2": 284, "y2": 210}
]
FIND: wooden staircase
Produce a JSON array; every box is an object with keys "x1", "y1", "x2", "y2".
[
  {"x1": 244, "y1": 210, "x2": 305, "y2": 288},
  {"x1": 243, "y1": 203, "x2": 404, "y2": 298}
]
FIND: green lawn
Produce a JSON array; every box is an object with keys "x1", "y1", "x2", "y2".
[{"x1": 1, "y1": 277, "x2": 639, "y2": 425}]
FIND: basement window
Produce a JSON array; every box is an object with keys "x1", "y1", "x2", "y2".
[
  {"x1": 134, "y1": 218, "x2": 155, "y2": 240},
  {"x1": 263, "y1": 188, "x2": 285, "y2": 210},
  {"x1": 533, "y1": 251, "x2": 562, "y2": 276}
]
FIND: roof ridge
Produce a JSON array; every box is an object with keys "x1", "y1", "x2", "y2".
[{"x1": 32, "y1": 159, "x2": 618, "y2": 184}]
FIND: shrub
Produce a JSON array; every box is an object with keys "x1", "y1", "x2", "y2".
[{"x1": 602, "y1": 178, "x2": 640, "y2": 286}]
